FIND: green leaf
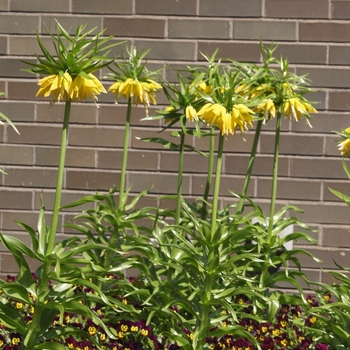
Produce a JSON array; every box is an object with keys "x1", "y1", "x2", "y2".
[
  {"x1": 0, "y1": 299, "x2": 27, "y2": 334},
  {"x1": 34, "y1": 343, "x2": 67, "y2": 350},
  {"x1": 0, "y1": 233, "x2": 40, "y2": 260},
  {"x1": 137, "y1": 136, "x2": 180, "y2": 151}
]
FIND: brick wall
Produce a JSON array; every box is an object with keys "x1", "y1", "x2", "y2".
[{"x1": 0, "y1": 0, "x2": 350, "y2": 284}]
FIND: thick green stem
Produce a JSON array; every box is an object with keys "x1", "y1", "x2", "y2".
[
  {"x1": 267, "y1": 112, "x2": 282, "y2": 243},
  {"x1": 236, "y1": 119, "x2": 263, "y2": 215},
  {"x1": 175, "y1": 132, "x2": 185, "y2": 225},
  {"x1": 118, "y1": 97, "x2": 132, "y2": 209},
  {"x1": 201, "y1": 127, "x2": 215, "y2": 220},
  {"x1": 47, "y1": 100, "x2": 71, "y2": 255},
  {"x1": 196, "y1": 244, "x2": 216, "y2": 349},
  {"x1": 210, "y1": 133, "x2": 224, "y2": 239}
]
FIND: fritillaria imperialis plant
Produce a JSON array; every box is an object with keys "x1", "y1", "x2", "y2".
[
  {"x1": 0, "y1": 22, "x2": 131, "y2": 349},
  {"x1": 107, "y1": 46, "x2": 162, "y2": 210}
]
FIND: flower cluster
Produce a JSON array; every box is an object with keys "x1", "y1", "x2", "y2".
[
  {"x1": 159, "y1": 47, "x2": 317, "y2": 138},
  {"x1": 36, "y1": 72, "x2": 106, "y2": 103},
  {"x1": 108, "y1": 47, "x2": 162, "y2": 115}
]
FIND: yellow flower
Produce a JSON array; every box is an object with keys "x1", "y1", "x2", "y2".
[
  {"x1": 141, "y1": 329, "x2": 149, "y2": 336},
  {"x1": 338, "y1": 127, "x2": 350, "y2": 157},
  {"x1": 69, "y1": 73, "x2": 106, "y2": 102},
  {"x1": 254, "y1": 99, "x2": 276, "y2": 120},
  {"x1": 88, "y1": 326, "x2": 97, "y2": 336},
  {"x1": 109, "y1": 78, "x2": 161, "y2": 109},
  {"x1": 36, "y1": 72, "x2": 72, "y2": 102},
  {"x1": 283, "y1": 97, "x2": 317, "y2": 124},
  {"x1": 232, "y1": 104, "x2": 254, "y2": 132},
  {"x1": 185, "y1": 105, "x2": 198, "y2": 122},
  {"x1": 198, "y1": 102, "x2": 254, "y2": 136},
  {"x1": 198, "y1": 103, "x2": 226, "y2": 130}
]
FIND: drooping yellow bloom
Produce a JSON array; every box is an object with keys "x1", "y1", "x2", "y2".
[
  {"x1": 198, "y1": 102, "x2": 254, "y2": 136},
  {"x1": 232, "y1": 104, "x2": 254, "y2": 133},
  {"x1": 185, "y1": 105, "x2": 198, "y2": 122},
  {"x1": 69, "y1": 73, "x2": 106, "y2": 102},
  {"x1": 254, "y1": 99, "x2": 276, "y2": 121},
  {"x1": 283, "y1": 97, "x2": 317, "y2": 123},
  {"x1": 109, "y1": 78, "x2": 161, "y2": 109},
  {"x1": 36, "y1": 72, "x2": 72, "y2": 102},
  {"x1": 338, "y1": 127, "x2": 350, "y2": 157},
  {"x1": 198, "y1": 103, "x2": 226, "y2": 130}
]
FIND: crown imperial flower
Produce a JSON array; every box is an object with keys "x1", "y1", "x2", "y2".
[{"x1": 22, "y1": 21, "x2": 119, "y2": 104}]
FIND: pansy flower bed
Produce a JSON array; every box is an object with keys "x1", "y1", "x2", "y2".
[{"x1": 0, "y1": 275, "x2": 332, "y2": 350}]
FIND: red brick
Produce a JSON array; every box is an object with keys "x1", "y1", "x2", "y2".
[
  {"x1": 191, "y1": 174, "x2": 255, "y2": 197},
  {"x1": 332, "y1": 1, "x2": 350, "y2": 19},
  {"x1": 233, "y1": 20, "x2": 297, "y2": 41},
  {"x1": 168, "y1": 19, "x2": 230, "y2": 40},
  {"x1": 136, "y1": 0, "x2": 196, "y2": 16},
  {"x1": 0, "y1": 189, "x2": 32, "y2": 209},
  {"x1": 69, "y1": 126, "x2": 125, "y2": 148},
  {"x1": 198, "y1": 42, "x2": 261, "y2": 63},
  {"x1": 323, "y1": 226, "x2": 350, "y2": 248},
  {"x1": 36, "y1": 103, "x2": 98, "y2": 124},
  {"x1": 260, "y1": 134, "x2": 324, "y2": 156},
  {"x1": 200, "y1": 0, "x2": 262, "y2": 17},
  {"x1": 292, "y1": 113, "x2": 350, "y2": 134},
  {"x1": 10, "y1": 36, "x2": 57, "y2": 56},
  {"x1": 0, "y1": 14, "x2": 39, "y2": 34},
  {"x1": 35, "y1": 147, "x2": 96, "y2": 168},
  {"x1": 297, "y1": 67, "x2": 350, "y2": 88},
  {"x1": 66, "y1": 170, "x2": 118, "y2": 191},
  {"x1": 225, "y1": 154, "x2": 289, "y2": 177},
  {"x1": 0, "y1": 101, "x2": 35, "y2": 122},
  {"x1": 329, "y1": 46, "x2": 350, "y2": 65},
  {"x1": 41, "y1": 16, "x2": 102, "y2": 34},
  {"x1": 134, "y1": 40, "x2": 196, "y2": 61},
  {"x1": 98, "y1": 149, "x2": 159, "y2": 171},
  {"x1": 7, "y1": 125, "x2": 61, "y2": 145},
  {"x1": 0, "y1": 145, "x2": 34, "y2": 165},
  {"x1": 257, "y1": 178, "x2": 322, "y2": 201},
  {"x1": 104, "y1": 17, "x2": 165, "y2": 38},
  {"x1": 328, "y1": 90, "x2": 350, "y2": 111},
  {"x1": 323, "y1": 180, "x2": 350, "y2": 201},
  {"x1": 128, "y1": 172, "x2": 191, "y2": 195},
  {"x1": 300, "y1": 22, "x2": 350, "y2": 42},
  {"x1": 0, "y1": 36, "x2": 7, "y2": 55},
  {"x1": 11, "y1": 0, "x2": 70, "y2": 12},
  {"x1": 33, "y1": 190, "x2": 96, "y2": 212},
  {"x1": 5, "y1": 168, "x2": 58, "y2": 188},
  {"x1": 266, "y1": 0, "x2": 329, "y2": 19},
  {"x1": 290, "y1": 158, "x2": 347, "y2": 180},
  {"x1": 98, "y1": 104, "x2": 161, "y2": 127},
  {"x1": 274, "y1": 44, "x2": 327, "y2": 65},
  {"x1": 72, "y1": 0, "x2": 133, "y2": 14}
]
